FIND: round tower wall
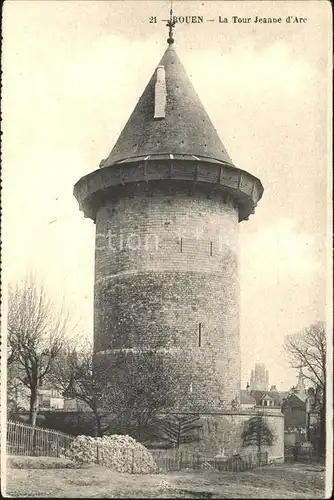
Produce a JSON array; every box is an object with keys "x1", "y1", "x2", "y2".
[
  {"x1": 158, "y1": 411, "x2": 285, "y2": 462},
  {"x1": 94, "y1": 188, "x2": 240, "y2": 410}
]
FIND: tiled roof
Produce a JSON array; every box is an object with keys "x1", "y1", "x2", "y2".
[
  {"x1": 250, "y1": 390, "x2": 289, "y2": 406},
  {"x1": 240, "y1": 390, "x2": 256, "y2": 404},
  {"x1": 262, "y1": 394, "x2": 274, "y2": 401},
  {"x1": 103, "y1": 44, "x2": 233, "y2": 167},
  {"x1": 281, "y1": 393, "x2": 306, "y2": 408}
]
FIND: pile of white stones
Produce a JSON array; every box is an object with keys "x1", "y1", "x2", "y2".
[{"x1": 66, "y1": 434, "x2": 157, "y2": 474}]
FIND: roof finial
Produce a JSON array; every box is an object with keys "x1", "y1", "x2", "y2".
[{"x1": 166, "y1": 0, "x2": 176, "y2": 45}]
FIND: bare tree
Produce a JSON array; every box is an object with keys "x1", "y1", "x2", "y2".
[
  {"x1": 53, "y1": 343, "x2": 194, "y2": 441},
  {"x1": 284, "y1": 321, "x2": 327, "y2": 451},
  {"x1": 7, "y1": 339, "x2": 17, "y2": 367},
  {"x1": 105, "y1": 347, "x2": 193, "y2": 441},
  {"x1": 155, "y1": 414, "x2": 202, "y2": 449},
  {"x1": 7, "y1": 361, "x2": 28, "y2": 416},
  {"x1": 52, "y1": 344, "x2": 110, "y2": 436},
  {"x1": 7, "y1": 275, "x2": 69, "y2": 425}
]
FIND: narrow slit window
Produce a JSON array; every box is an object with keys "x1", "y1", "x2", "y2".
[
  {"x1": 198, "y1": 323, "x2": 202, "y2": 347},
  {"x1": 210, "y1": 241, "x2": 213, "y2": 256},
  {"x1": 180, "y1": 238, "x2": 183, "y2": 253}
]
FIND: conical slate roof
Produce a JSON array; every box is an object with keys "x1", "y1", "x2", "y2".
[{"x1": 103, "y1": 44, "x2": 233, "y2": 167}]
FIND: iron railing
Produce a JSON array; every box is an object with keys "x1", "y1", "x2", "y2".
[
  {"x1": 149, "y1": 449, "x2": 268, "y2": 472},
  {"x1": 6, "y1": 420, "x2": 74, "y2": 457}
]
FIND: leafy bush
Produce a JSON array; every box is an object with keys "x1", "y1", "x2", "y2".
[
  {"x1": 66, "y1": 434, "x2": 158, "y2": 474},
  {"x1": 42, "y1": 411, "x2": 97, "y2": 436},
  {"x1": 241, "y1": 413, "x2": 274, "y2": 453}
]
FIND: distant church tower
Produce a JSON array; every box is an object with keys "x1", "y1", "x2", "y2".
[
  {"x1": 74, "y1": 25, "x2": 263, "y2": 413},
  {"x1": 250, "y1": 363, "x2": 269, "y2": 391},
  {"x1": 294, "y1": 368, "x2": 307, "y2": 401}
]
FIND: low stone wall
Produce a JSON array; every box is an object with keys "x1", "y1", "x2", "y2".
[{"x1": 174, "y1": 410, "x2": 284, "y2": 462}]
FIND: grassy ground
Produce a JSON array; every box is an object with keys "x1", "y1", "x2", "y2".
[{"x1": 4, "y1": 457, "x2": 326, "y2": 498}]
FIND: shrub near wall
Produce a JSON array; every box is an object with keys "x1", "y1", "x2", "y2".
[
  {"x1": 41, "y1": 412, "x2": 97, "y2": 436},
  {"x1": 9, "y1": 413, "x2": 46, "y2": 425},
  {"x1": 12, "y1": 412, "x2": 137, "y2": 438}
]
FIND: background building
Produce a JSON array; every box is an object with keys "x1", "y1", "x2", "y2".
[{"x1": 250, "y1": 363, "x2": 270, "y2": 391}]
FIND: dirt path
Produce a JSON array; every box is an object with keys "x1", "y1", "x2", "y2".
[{"x1": 5, "y1": 462, "x2": 326, "y2": 498}]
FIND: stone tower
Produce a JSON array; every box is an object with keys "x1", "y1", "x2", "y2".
[
  {"x1": 250, "y1": 363, "x2": 269, "y2": 391},
  {"x1": 74, "y1": 40, "x2": 263, "y2": 413}
]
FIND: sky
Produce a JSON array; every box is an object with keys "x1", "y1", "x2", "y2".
[{"x1": 2, "y1": 0, "x2": 332, "y2": 390}]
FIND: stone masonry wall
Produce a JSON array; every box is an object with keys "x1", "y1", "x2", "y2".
[
  {"x1": 94, "y1": 186, "x2": 240, "y2": 411},
  {"x1": 171, "y1": 411, "x2": 285, "y2": 461}
]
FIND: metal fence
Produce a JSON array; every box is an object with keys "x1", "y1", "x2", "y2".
[
  {"x1": 151, "y1": 449, "x2": 268, "y2": 473},
  {"x1": 6, "y1": 420, "x2": 269, "y2": 472},
  {"x1": 6, "y1": 420, "x2": 75, "y2": 457},
  {"x1": 88, "y1": 446, "x2": 268, "y2": 473},
  {"x1": 284, "y1": 444, "x2": 324, "y2": 463}
]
